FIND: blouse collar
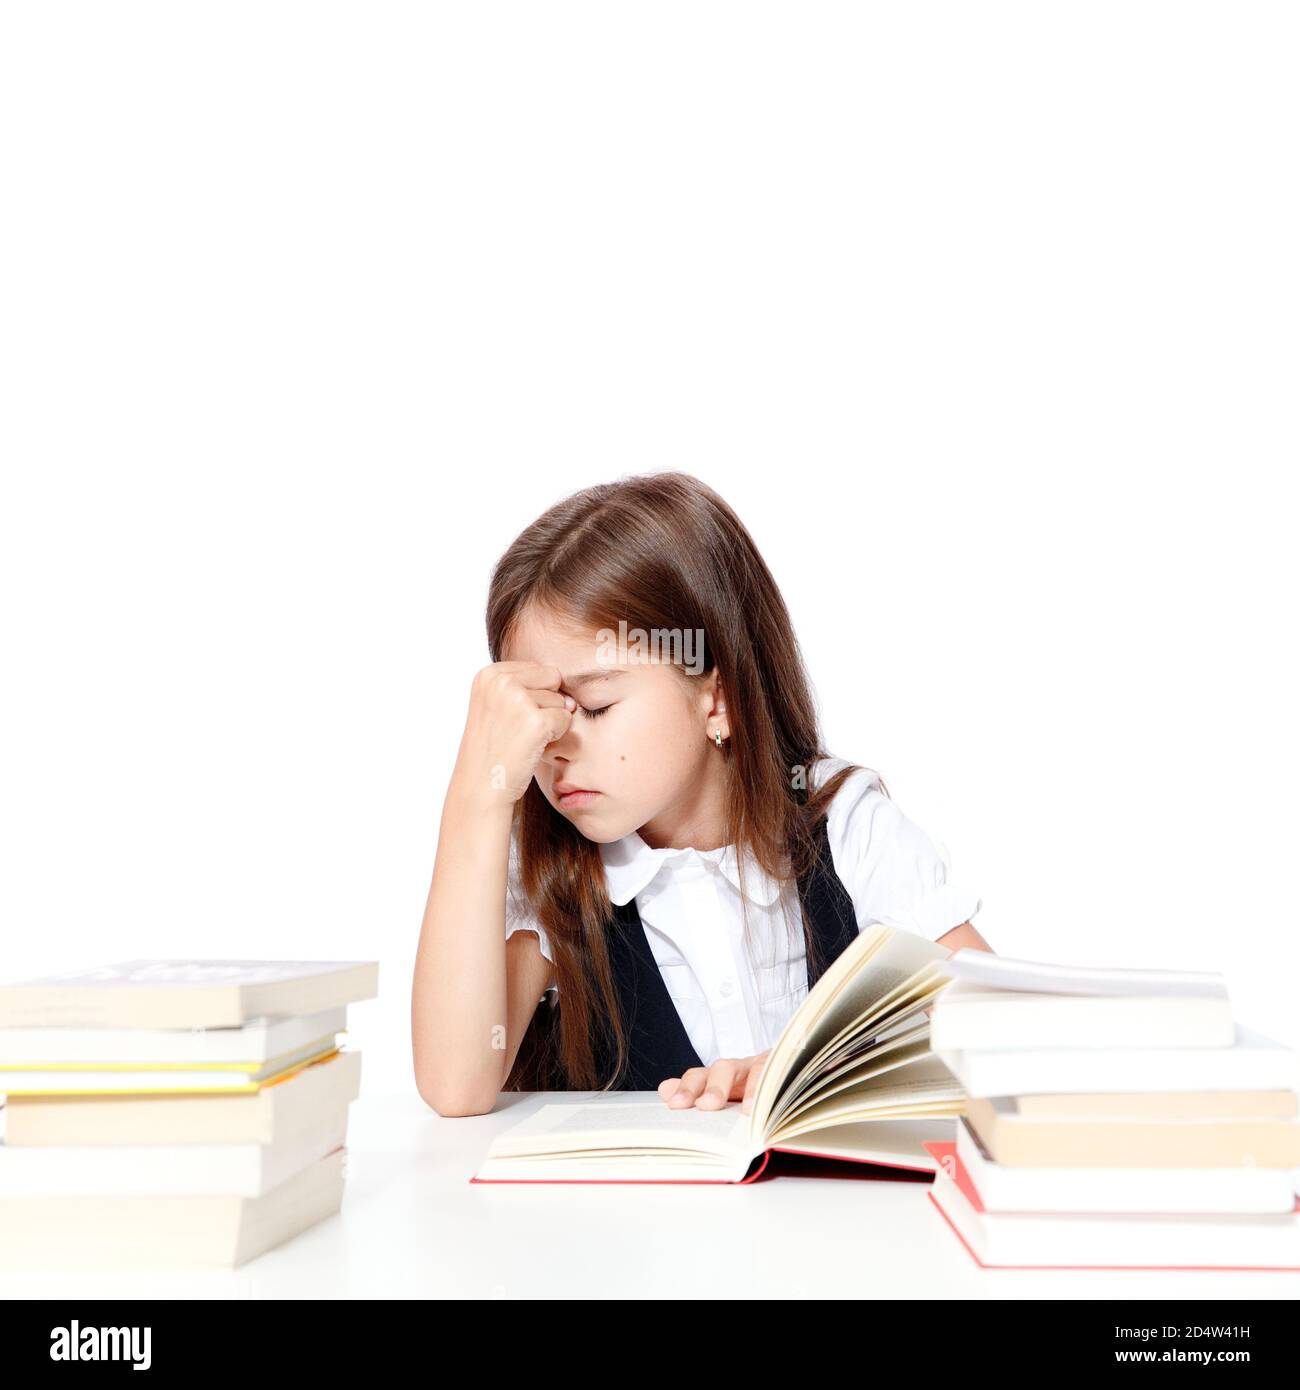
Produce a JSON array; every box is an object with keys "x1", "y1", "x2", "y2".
[{"x1": 600, "y1": 830, "x2": 783, "y2": 907}]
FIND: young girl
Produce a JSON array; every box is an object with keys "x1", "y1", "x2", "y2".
[{"x1": 412, "y1": 472, "x2": 993, "y2": 1118}]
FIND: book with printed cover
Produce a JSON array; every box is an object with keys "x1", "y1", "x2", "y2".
[{"x1": 0, "y1": 959, "x2": 378, "y2": 1031}]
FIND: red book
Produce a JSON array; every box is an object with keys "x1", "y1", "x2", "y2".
[
  {"x1": 923, "y1": 1140, "x2": 1300, "y2": 1271},
  {"x1": 472, "y1": 1112, "x2": 951, "y2": 1184}
]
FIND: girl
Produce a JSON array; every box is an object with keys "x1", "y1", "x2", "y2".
[{"x1": 412, "y1": 472, "x2": 993, "y2": 1118}]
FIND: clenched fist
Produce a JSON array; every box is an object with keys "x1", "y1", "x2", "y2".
[{"x1": 450, "y1": 661, "x2": 577, "y2": 809}]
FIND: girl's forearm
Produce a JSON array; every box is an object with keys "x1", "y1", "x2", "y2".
[{"x1": 412, "y1": 783, "x2": 516, "y2": 1113}]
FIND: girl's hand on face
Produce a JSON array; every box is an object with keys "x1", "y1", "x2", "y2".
[
  {"x1": 451, "y1": 661, "x2": 577, "y2": 809},
  {"x1": 658, "y1": 1051, "x2": 772, "y2": 1115}
]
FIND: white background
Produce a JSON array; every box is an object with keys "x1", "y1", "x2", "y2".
[{"x1": 3, "y1": 3, "x2": 1297, "y2": 1094}]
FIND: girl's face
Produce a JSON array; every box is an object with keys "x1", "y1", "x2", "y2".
[{"x1": 502, "y1": 604, "x2": 730, "y2": 849}]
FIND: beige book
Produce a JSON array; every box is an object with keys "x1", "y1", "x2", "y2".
[
  {"x1": 1013, "y1": 1090, "x2": 1298, "y2": 1120},
  {"x1": 965, "y1": 1094, "x2": 1300, "y2": 1168}
]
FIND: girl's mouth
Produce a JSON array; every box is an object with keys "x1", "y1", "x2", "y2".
[{"x1": 557, "y1": 789, "x2": 601, "y2": 809}]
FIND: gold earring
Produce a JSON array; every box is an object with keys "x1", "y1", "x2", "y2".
[{"x1": 714, "y1": 730, "x2": 723, "y2": 749}]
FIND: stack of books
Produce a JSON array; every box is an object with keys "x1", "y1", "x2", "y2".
[
  {"x1": 0, "y1": 959, "x2": 378, "y2": 1269},
  {"x1": 924, "y1": 950, "x2": 1300, "y2": 1270}
]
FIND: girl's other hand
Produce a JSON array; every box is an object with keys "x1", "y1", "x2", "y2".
[
  {"x1": 658, "y1": 1051, "x2": 772, "y2": 1115},
  {"x1": 450, "y1": 661, "x2": 577, "y2": 808}
]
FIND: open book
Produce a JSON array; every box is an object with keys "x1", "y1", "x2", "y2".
[{"x1": 472, "y1": 924, "x2": 966, "y2": 1184}]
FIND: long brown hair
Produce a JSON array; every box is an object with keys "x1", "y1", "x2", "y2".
[{"x1": 487, "y1": 472, "x2": 887, "y2": 1090}]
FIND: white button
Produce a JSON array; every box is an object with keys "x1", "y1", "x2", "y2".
[{"x1": 719, "y1": 980, "x2": 734, "y2": 997}]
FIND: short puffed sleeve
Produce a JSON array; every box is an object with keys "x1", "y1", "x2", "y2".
[
  {"x1": 815, "y1": 759, "x2": 982, "y2": 943},
  {"x1": 505, "y1": 825, "x2": 559, "y2": 991}
]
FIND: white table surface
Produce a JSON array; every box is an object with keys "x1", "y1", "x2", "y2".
[{"x1": 2, "y1": 1088, "x2": 1298, "y2": 1300}]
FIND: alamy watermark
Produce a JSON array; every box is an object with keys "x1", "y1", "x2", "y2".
[
  {"x1": 51, "y1": 1322, "x2": 151, "y2": 1370},
  {"x1": 595, "y1": 620, "x2": 705, "y2": 676}
]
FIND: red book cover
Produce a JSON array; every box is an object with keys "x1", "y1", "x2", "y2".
[
  {"x1": 922, "y1": 1139, "x2": 1300, "y2": 1272},
  {"x1": 470, "y1": 1143, "x2": 939, "y2": 1185}
]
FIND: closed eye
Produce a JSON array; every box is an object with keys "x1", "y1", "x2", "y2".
[{"x1": 578, "y1": 704, "x2": 612, "y2": 719}]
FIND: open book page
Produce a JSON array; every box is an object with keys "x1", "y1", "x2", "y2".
[
  {"x1": 771, "y1": 1022, "x2": 936, "y2": 1127},
  {"x1": 484, "y1": 1094, "x2": 753, "y2": 1162},
  {"x1": 812, "y1": 1012, "x2": 932, "y2": 1086},
  {"x1": 759, "y1": 1018, "x2": 931, "y2": 1131},
  {"x1": 748, "y1": 926, "x2": 953, "y2": 1142},
  {"x1": 767, "y1": 1054, "x2": 966, "y2": 1143},
  {"x1": 770, "y1": 958, "x2": 953, "y2": 1120},
  {"x1": 771, "y1": 1116, "x2": 957, "y2": 1172},
  {"x1": 939, "y1": 949, "x2": 1227, "y2": 998},
  {"x1": 471, "y1": 1092, "x2": 952, "y2": 1182}
]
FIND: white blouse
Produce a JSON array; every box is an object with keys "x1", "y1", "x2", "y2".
[{"x1": 504, "y1": 756, "x2": 981, "y2": 1066}]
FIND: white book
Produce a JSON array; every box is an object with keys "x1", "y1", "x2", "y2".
[
  {"x1": 0, "y1": 1150, "x2": 347, "y2": 1269},
  {"x1": 938, "y1": 949, "x2": 1228, "y2": 997},
  {"x1": 928, "y1": 1154, "x2": 1300, "y2": 1270},
  {"x1": 0, "y1": 1006, "x2": 347, "y2": 1063},
  {"x1": 930, "y1": 980, "x2": 1235, "y2": 1051},
  {"x1": 0, "y1": 1112, "x2": 349, "y2": 1198},
  {"x1": 937, "y1": 1024, "x2": 1300, "y2": 1097},
  {"x1": 0, "y1": 959, "x2": 379, "y2": 1030},
  {"x1": 954, "y1": 1116, "x2": 1299, "y2": 1215}
]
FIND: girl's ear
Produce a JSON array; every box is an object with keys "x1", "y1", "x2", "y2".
[{"x1": 700, "y1": 669, "x2": 729, "y2": 737}]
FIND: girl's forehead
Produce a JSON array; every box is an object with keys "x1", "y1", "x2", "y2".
[
  {"x1": 504, "y1": 605, "x2": 700, "y2": 679},
  {"x1": 502, "y1": 607, "x2": 603, "y2": 664}
]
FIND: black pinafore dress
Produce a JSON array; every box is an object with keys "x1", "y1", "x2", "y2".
[{"x1": 574, "y1": 815, "x2": 861, "y2": 1091}]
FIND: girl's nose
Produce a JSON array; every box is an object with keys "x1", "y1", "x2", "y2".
[{"x1": 540, "y1": 727, "x2": 575, "y2": 765}]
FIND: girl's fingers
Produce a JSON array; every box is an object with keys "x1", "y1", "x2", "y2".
[
  {"x1": 541, "y1": 707, "x2": 574, "y2": 743},
  {"x1": 656, "y1": 1076, "x2": 684, "y2": 1103},
  {"x1": 740, "y1": 1050, "x2": 771, "y2": 1115},
  {"x1": 512, "y1": 663, "x2": 565, "y2": 691},
  {"x1": 532, "y1": 689, "x2": 575, "y2": 710},
  {"x1": 662, "y1": 1066, "x2": 710, "y2": 1107},
  {"x1": 696, "y1": 1059, "x2": 742, "y2": 1109},
  {"x1": 660, "y1": 1053, "x2": 773, "y2": 1109}
]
